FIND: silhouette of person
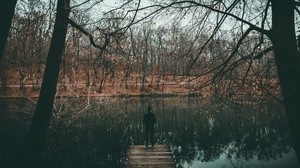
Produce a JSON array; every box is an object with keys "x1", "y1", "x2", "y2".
[{"x1": 143, "y1": 106, "x2": 156, "y2": 148}]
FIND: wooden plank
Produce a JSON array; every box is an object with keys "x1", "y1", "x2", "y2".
[{"x1": 123, "y1": 144, "x2": 176, "y2": 168}]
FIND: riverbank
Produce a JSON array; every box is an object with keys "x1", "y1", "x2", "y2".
[{"x1": 0, "y1": 82, "x2": 206, "y2": 99}]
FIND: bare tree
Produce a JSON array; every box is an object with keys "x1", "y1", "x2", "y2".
[
  {"x1": 107, "y1": 0, "x2": 300, "y2": 163},
  {"x1": 26, "y1": 0, "x2": 71, "y2": 166},
  {"x1": 0, "y1": 0, "x2": 18, "y2": 59}
]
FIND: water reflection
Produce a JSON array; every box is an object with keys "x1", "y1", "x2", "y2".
[
  {"x1": 126, "y1": 98, "x2": 298, "y2": 168},
  {"x1": 0, "y1": 97, "x2": 298, "y2": 168}
]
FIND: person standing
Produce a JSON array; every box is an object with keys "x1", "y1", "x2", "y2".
[{"x1": 143, "y1": 106, "x2": 156, "y2": 148}]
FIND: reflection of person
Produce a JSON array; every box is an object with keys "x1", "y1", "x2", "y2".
[{"x1": 143, "y1": 106, "x2": 156, "y2": 148}]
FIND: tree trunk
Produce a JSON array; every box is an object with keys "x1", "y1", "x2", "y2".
[
  {"x1": 271, "y1": 0, "x2": 300, "y2": 165},
  {"x1": 0, "y1": 0, "x2": 17, "y2": 59},
  {"x1": 26, "y1": 0, "x2": 70, "y2": 167}
]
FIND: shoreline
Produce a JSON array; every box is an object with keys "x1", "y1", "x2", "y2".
[{"x1": 0, "y1": 91, "x2": 203, "y2": 99}]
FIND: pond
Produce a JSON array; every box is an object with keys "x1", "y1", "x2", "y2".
[{"x1": 0, "y1": 96, "x2": 299, "y2": 168}]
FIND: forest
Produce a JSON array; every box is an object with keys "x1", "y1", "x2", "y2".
[
  {"x1": 1, "y1": 0, "x2": 278, "y2": 98},
  {"x1": 0, "y1": 0, "x2": 300, "y2": 167}
]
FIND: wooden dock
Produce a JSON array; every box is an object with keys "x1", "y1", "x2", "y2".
[{"x1": 123, "y1": 144, "x2": 176, "y2": 168}]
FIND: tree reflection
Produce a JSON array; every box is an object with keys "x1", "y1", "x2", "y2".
[
  {"x1": 126, "y1": 98, "x2": 293, "y2": 167},
  {"x1": 0, "y1": 97, "x2": 295, "y2": 167}
]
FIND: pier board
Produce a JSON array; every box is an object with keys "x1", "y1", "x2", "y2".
[{"x1": 123, "y1": 145, "x2": 175, "y2": 168}]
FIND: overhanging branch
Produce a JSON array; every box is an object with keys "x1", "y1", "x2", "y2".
[
  {"x1": 252, "y1": 46, "x2": 273, "y2": 59},
  {"x1": 68, "y1": 18, "x2": 104, "y2": 50},
  {"x1": 121, "y1": 0, "x2": 271, "y2": 37}
]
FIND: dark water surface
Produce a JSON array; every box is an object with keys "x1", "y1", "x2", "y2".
[{"x1": 0, "y1": 97, "x2": 299, "y2": 168}]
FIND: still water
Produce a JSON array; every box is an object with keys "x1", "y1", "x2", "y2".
[{"x1": 0, "y1": 97, "x2": 299, "y2": 168}]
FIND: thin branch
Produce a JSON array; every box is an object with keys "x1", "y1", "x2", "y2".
[
  {"x1": 241, "y1": 59, "x2": 253, "y2": 87},
  {"x1": 120, "y1": 0, "x2": 271, "y2": 37},
  {"x1": 92, "y1": 34, "x2": 110, "y2": 68},
  {"x1": 261, "y1": 0, "x2": 271, "y2": 30},
  {"x1": 185, "y1": 0, "x2": 240, "y2": 74},
  {"x1": 122, "y1": 0, "x2": 141, "y2": 33},
  {"x1": 252, "y1": 46, "x2": 273, "y2": 59},
  {"x1": 212, "y1": 27, "x2": 253, "y2": 81},
  {"x1": 103, "y1": 0, "x2": 133, "y2": 15},
  {"x1": 68, "y1": 18, "x2": 104, "y2": 50},
  {"x1": 68, "y1": 18, "x2": 111, "y2": 80},
  {"x1": 250, "y1": 61, "x2": 283, "y2": 103},
  {"x1": 295, "y1": 6, "x2": 300, "y2": 16},
  {"x1": 70, "y1": 0, "x2": 91, "y2": 9}
]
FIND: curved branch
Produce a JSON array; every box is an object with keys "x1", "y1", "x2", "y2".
[
  {"x1": 68, "y1": 18, "x2": 104, "y2": 50},
  {"x1": 252, "y1": 46, "x2": 273, "y2": 59},
  {"x1": 121, "y1": 0, "x2": 271, "y2": 37},
  {"x1": 213, "y1": 27, "x2": 253, "y2": 79},
  {"x1": 70, "y1": 0, "x2": 90, "y2": 9}
]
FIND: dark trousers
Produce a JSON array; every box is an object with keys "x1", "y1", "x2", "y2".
[{"x1": 145, "y1": 126, "x2": 154, "y2": 147}]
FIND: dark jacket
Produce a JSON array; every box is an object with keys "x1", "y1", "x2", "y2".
[{"x1": 143, "y1": 112, "x2": 156, "y2": 127}]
